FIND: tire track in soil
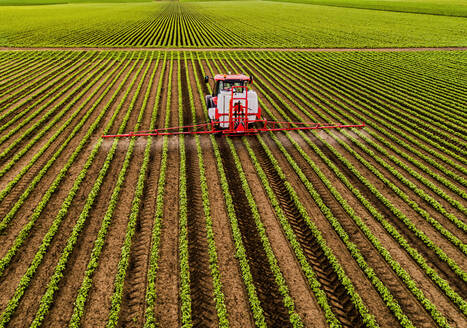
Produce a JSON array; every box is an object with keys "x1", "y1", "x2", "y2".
[
  {"x1": 153, "y1": 59, "x2": 180, "y2": 328},
  {"x1": 250, "y1": 136, "x2": 366, "y2": 328},
  {"x1": 312, "y1": 136, "x2": 467, "y2": 300},
  {"x1": 283, "y1": 132, "x2": 437, "y2": 327},
  {"x1": 0, "y1": 57, "x2": 126, "y2": 249},
  {"x1": 1, "y1": 57, "x2": 149, "y2": 328},
  {"x1": 184, "y1": 138, "x2": 218, "y2": 328},
  {"x1": 234, "y1": 137, "x2": 327, "y2": 328},
  {"x1": 217, "y1": 137, "x2": 292, "y2": 328},
  {"x1": 114, "y1": 58, "x2": 162, "y2": 328},
  {"x1": 190, "y1": 58, "x2": 254, "y2": 328},
  {"x1": 116, "y1": 140, "x2": 162, "y2": 328},
  {"x1": 77, "y1": 58, "x2": 154, "y2": 328},
  {"x1": 241, "y1": 58, "x2": 462, "y2": 327},
  {"x1": 181, "y1": 59, "x2": 218, "y2": 327},
  {"x1": 43, "y1": 58, "x2": 161, "y2": 328}
]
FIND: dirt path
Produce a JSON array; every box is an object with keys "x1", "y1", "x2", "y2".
[
  {"x1": 189, "y1": 59, "x2": 255, "y2": 328},
  {"x1": 0, "y1": 46, "x2": 466, "y2": 52}
]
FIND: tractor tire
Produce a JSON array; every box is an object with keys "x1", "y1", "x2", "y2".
[{"x1": 205, "y1": 95, "x2": 214, "y2": 109}]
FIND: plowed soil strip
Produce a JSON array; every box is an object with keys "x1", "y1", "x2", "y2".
[
  {"x1": 251, "y1": 136, "x2": 365, "y2": 328},
  {"x1": 153, "y1": 82, "x2": 180, "y2": 328},
  {"x1": 185, "y1": 139, "x2": 218, "y2": 327},
  {"x1": 218, "y1": 137, "x2": 291, "y2": 328},
  {"x1": 182, "y1": 58, "x2": 218, "y2": 327},
  {"x1": 115, "y1": 58, "x2": 160, "y2": 328},
  {"x1": 189, "y1": 57, "x2": 253, "y2": 328}
]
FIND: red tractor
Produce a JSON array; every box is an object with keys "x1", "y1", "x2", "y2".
[
  {"x1": 205, "y1": 74, "x2": 260, "y2": 133},
  {"x1": 102, "y1": 73, "x2": 364, "y2": 138}
]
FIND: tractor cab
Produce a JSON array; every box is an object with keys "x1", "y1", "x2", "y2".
[
  {"x1": 212, "y1": 74, "x2": 251, "y2": 96},
  {"x1": 205, "y1": 74, "x2": 260, "y2": 131}
]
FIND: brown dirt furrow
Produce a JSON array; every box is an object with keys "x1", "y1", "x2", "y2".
[
  {"x1": 190, "y1": 58, "x2": 254, "y2": 328},
  {"x1": 180, "y1": 59, "x2": 218, "y2": 328},
  {"x1": 112, "y1": 59, "x2": 162, "y2": 328},
  {"x1": 250, "y1": 135, "x2": 367, "y2": 328},
  {"x1": 42, "y1": 58, "x2": 161, "y2": 328},
  {"x1": 0, "y1": 57, "x2": 127, "y2": 248},
  {"x1": 153, "y1": 60, "x2": 180, "y2": 327},
  {"x1": 116, "y1": 139, "x2": 162, "y2": 328},
  {"x1": 185, "y1": 137, "x2": 218, "y2": 328},
  {"x1": 1, "y1": 59, "x2": 149, "y2": 327},
  {"x1": 217, "y1": 136, "x2": 292, "y2": 328},
  {"x1": 234, "y1": 137, "x2": 327, "y2": 328},
  {"x1": 77, "y1": 59, "x2": 152, "y2": 328}
]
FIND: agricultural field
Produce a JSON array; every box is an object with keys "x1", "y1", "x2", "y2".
[
  {"x1": 0, "y1": 49, "x2": 465, "y2": 328},
  {"x1": 1, "y1": 1, "x2": 467, "y2": 47}
]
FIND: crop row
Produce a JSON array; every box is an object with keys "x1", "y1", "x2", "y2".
[
  {"x1": 0, "y1": 53, "x2": 118, "y2": 232},
  {"x1": 244, "y1": 52, "x2": 467, "y2": 221},
  {"x1": 205, "y1": 53, "x2": 376, "y2": 327},
  {"x1": 221, "y1": 52, "x2": 464, "y2": 322},
  {"x1": 0, "y1": 50, "x2": 464, "y2": 328},
  {"x1": 0, "y1": 52, "x2": 147, "y2": 327},
  {"x1": 241, "y1": 52, "x2": 466, "y2": 250}
]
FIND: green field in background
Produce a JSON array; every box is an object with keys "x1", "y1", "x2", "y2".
[
  {"x1": 265, "y1": 0, "x2": 467, "y2": 17},
  {"x1": 0, "y1": 1, "x2": 466, "y2": 48}
]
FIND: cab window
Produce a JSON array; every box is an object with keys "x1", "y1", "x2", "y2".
[{"x1": 216, "y1": 80, "x2": 246, "y2": 94}]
